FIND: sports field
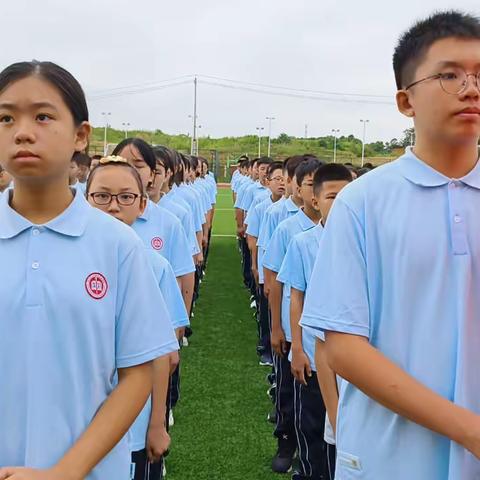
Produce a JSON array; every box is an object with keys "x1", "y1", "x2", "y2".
[{"x1": 167, "y1": 187, "x2": 280, "y2": 479}]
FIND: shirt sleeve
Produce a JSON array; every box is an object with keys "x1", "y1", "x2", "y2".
[
  {"x1": 263, "y1": 225, "x2": 287, "y2": 273},
  {"x1": 169, "y1": 221, "x2": 196, "y2": 277},
  {"x1": 277, "y1": 237, "x2": 306, "y2": 291},
  {"x1": 115, "y1": 242, "x2": 179, "y2": 368},
  {"x1": 159, "y1": 261, "x2": 190, "y2": 329},
  {"x1": 301, "y1": 197, "x2": 370, "y2": 338},
  {"x1": 246, "y1": 206, "x2": 260, "y2": 237}
]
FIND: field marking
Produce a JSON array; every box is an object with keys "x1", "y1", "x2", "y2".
[
  {"x1": 215, "y1": 208, "x2": 234, "y2": 211},
  {"x1": 212, "y1": 234, "x2": 237, "y2": 238}
]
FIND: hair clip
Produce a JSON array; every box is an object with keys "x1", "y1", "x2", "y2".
[{"x1": 99, "y1": 155, "x2": 129, "y2": 165}]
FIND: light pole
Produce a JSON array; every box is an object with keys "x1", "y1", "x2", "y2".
[
  {"x1": 332, "y1": 129, "x2": 340, "y2": 163},
  {"x1": 360, "y1": 119, "x2": 370, "y2": 167},
  {"x1": 266, "y1": 116, "x2": 275, "y2": 157},
  {"x1": 122, "y1": 122, "x2": 130, "y2": 139},
  {"x1": 256, "y1": 127, "x2": 264, "y2": 157},
  {"x1": 197, "y1": 125, "x2": 202, "y2": 154},
  {"x1": 102, "y1": 112, "x2": 111, "y2": 155}
]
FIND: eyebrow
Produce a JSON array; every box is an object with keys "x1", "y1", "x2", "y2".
[
  {"x1": 92, "y1": 186, "x2": 138, "y2": 193},
  {"x1": 435, "y1": 60, "x2": 480, "y2": 69},
  {"x1": 0, "y1": 101, "x2": 59, "y2": 111}
]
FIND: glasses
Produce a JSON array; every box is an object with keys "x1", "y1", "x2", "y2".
[
  {"x1": 406, "y1": 67, "x2": 480, "y2": 95},
  {"x1": 269, "y1": 176, "x2": 284, "y2": 182},
  {"x1": 89, "y1": 192, "x2": 141, "y2": 206}
]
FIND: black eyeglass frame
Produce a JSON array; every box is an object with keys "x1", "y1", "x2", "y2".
[
  {"x1": 89, "y1": 192, "x2": 142, "y2": 206},
  {"x1": 405, "y1": 71, "x2": 480, "y2": 94}
]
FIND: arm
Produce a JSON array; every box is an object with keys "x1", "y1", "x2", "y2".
[
  {"x1": 263, "y1": 266, "x2": 273, "y2": 299},
  {"x1": 235, "y1": 208, "x2": 245, "y2": 237},
  {"x1": 268, "y1": 270, "x2": 286, "y2": 357},
  {"x1": 247, "y1": 235, "x2": 259, "y2": 286},
  {"x1": 202, "y1": 220, "x2": 209, "y2": 250},
  {"x1": 0, "y1": 363, "x2": 154, "y2": 480},
  {"x1": 315, "y1": 337, "x2": 339, "y2": 434},
  {"x1": 325, "y1": 332, "x2": 480, "y2": 457},
  {"x1": 147, "y1": 355, "x2": 171, "y2": 463},
  {"x1": 289, "y1": 288, "x2": 311, "y2": 385},
  {"x1": 177, "y1": 272, "x2": 194, "y2": 317}
]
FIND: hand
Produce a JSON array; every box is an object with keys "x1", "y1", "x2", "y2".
[
  {"x1": 0, "y1": 467, "x2": 70, "y2": 480},
  {"x1": 236, "y1": 226, "x2": 245, "y2": 238},
  {"x1": 252, "y1": 268, "x2": 259, "y2": 287},
  {"x1": 175, "y1": 327, "x2": 186, "y2": 341},
  {"x1": 146, "y1": 424, "x2": 171, "y2": 463},
  {"x1": 460, "y1": 414, "x2": 480, "y2": 459},
  {"x1": 194, "y1": 252, "x2": 204, "y2": 266},
  {"x1": 271, "y1": 326, "x2": 287, "y2": 357},
  {"x1": 291, "y1": 347, "x2": 312, "y2": 385},
  {"x1": 169, "y1": 351, "x2": 180, "y2": 375},
  {"x1": 202, "y1": 237, "x2": 208, "y2": 249}
]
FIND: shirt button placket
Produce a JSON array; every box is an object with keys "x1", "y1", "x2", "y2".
[
  {"x1": 26, "y1": 227, "x2": 44, "y2": 306},
  {"x1": 448, "y1": 181, "x2": 468, "y2": 256}
]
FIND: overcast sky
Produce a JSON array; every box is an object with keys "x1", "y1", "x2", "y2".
[{"x1": 2, "y1": 0, "x2": 479, "y2": 142}]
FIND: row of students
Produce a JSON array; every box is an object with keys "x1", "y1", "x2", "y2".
[
  {"x1": 0, "y1": 59, "x2": 216, "y2": 480},
  {"x1": 233, "y1": 9, "x2": 480, "y2": 480}
]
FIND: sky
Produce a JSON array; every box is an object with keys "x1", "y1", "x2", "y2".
[{"x1": 2, "y1": 0, "x2": 479, "y2": 143}]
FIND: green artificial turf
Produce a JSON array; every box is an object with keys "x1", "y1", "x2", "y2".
[{"x1": 167, "y1": 188, "x2": 281, "y2": 480}]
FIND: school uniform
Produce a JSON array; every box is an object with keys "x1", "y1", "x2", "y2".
[
  {"x1": 133, "y1": 200, "x2": 195, "y2": 278},
  {"x1": 241, "y1": 182, "x2": 270, "y2": 213},
  {"x1": 0, "y1": 189, "x2": 178, "y2": 480},
  {"x1": 73, "y1": 180, "x2": 87, "y2": 194},
  {"x1": 301, "y1": 149, "x2": 480, "y2": 479},
  {"x1": 168, "y1": 185, "x2": 204, "y2": 236},
  {"x1": 279, "y1": 225, "x2": 329, "y2": 480},
  {"x1": 264, "y1": 209, "x2": 316, "y2": 451},
  {"x1": 130, "y1": 251, "x2": 189, "y2": 480}
]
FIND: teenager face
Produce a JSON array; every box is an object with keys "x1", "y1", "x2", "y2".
[
  {"x1": 313, "y1": 180, "x2": 350, "y2": 222},
  {"x1": 267, "y1": 168, "x2": 285, "y2": 197},
  {"x1": 69, "y1": 161, "x2": 79, "y2": 185},
  {"x1": 202, "y1": 162, "x2": 208, "y2": 175},
  {"x1": 147, "y1": 159, "x2": 166, "y2": 197},
  {"x1": 251, "y1": 162, "x2": 259, "y2": 180},
  {"x1": 258, "y1": 162, "x2": 269, "y2": 184},
  {"x1": 299, "y1": 172, "x2": 315, "y2": 208},
  {"x1": 398, "y1": 37, "x2": 480, "y2": 145},
  {"x1": 77, "y1": 164, "x2": 89, "y2": 183},
  {"x1": 0, "y1": 168, "x2": 12, "y2": 192},
  {"x1": 116, "y1": 144, "x2": 154, "y2": 191},
  {"x1": 87, "y1": 165, "x2": 146, "y2": 226},
  {"x1": 0, "y1": 76, "x2": 90, "y2": 185}
]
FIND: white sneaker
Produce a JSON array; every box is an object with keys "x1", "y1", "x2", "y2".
[
  {"x1": 250, "y1": 300, "x2": 256, "y2": 309},
  {"x1": 162, "y1": 462, "x2": 167, "y2": 477},
  {"x1": 169, "y1": 410, "x2": 175, "y2": 427},
  {"x1": 182, "y1": 337, "x2": 189, "y2": 347}
]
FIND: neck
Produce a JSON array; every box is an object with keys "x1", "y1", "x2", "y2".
[
  {"x1": 413, "y1": 136, "x2": 479, "y2": 178},
  {"x1": 302, "y1": 205, "x2": 322, "y2": 223},
  {"x1": 291, "y1": 195, "x2": 303, "y2": 208},
  {"x1": 149, "y1": 191, "x2": 164, "y2": 203},
  {"x1": 10, "y1": 178, "x2": 74, "y2": 224},
  {"x1": 161, "y1": 183, "x2": 171, "y2": 195},
  {"x1": 271, "y1": 193, "x2": 282, "y2": 202}
]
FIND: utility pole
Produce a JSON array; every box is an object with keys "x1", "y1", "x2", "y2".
[
  {"x1": 266, "y1": 116, "x2": 275, "y2": 157},
  {"x1": 122, "y1": 122, "x2": 130, "y2": 139},
  {"x1": 305, "y1": 123, "x2": 308, "y2": 139},
  {"x1": 102, "y1": 112, "x2": 111, "y2": 155},
  {"x1": 256, "y1": 127, "x2": 264, "y2": 157},
  {"x1": 332, "y1": 129, "x2": 340, "y2": 163},
  {"x1": 360, "y1": 119, "x2": 370, "y2": 167},
  {"x1": 191, "y1": 77, "x2": 198, "y2": 155}
]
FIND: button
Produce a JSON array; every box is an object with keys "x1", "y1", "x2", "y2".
[
  {"x1": 454, "y1": 215, "x2": 462, "y2": 223},
  {"x1": 450, "y1": 182, "x2": 456, "y2": 188},
  {"x1": 32, "y1": 229, "x2": 40, "y2": 236},
  {"x1": 32, "y1": 262, "x2": 40, "y2": 270}
]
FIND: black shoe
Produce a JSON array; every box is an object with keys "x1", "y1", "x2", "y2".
[
  {"x1": 271, "y1": 437, "x2": 296, "y2": 474},
  {"x1": 267, "y1": 409, "x2": 276, "y2": 424},
  {"x1": 259, "y1": 352, "x2": 273, "y2": 367},
  {"x1": 266, "y1": 372, "x2": 276, "y2": 385},
  {"x1": 257, "y1": 345, "x2": 266, "y2": 356},
  {"x1": 267, "y1": 385, "x2": 276, "y2": 402}
]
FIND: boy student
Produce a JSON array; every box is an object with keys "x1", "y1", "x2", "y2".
[
  {"x1": 263, "y1": 157, "x2": 322, "y2": 474},
  {"x1": 240, "y1": 156, "x2": 273, "y2": 215},
  {"x1": 231, "y1": 156, "x2": 250, "y2": 202},
  {"x1": 280, "y1": 164, "x2": 352, "y2": 480},
  {"x1": 301, "y1": 11, "x2": 480, "y2": 479},
  {"x1": 0, "y1": 165, "x2": 11, "y2": 193},
  {"x1": 245, "y1": 161, "x2": 285, "y2": 366}
]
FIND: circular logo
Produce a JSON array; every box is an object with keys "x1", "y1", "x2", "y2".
[
  {"x1": 151, "y1": 237, "x2": 164, "y2": 251},
  {"x1": 85, "y1": 273, "x2": 108, "y2": 300}
]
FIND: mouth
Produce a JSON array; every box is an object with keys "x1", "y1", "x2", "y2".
[
  {"x1": 455, "y1": 107, "x2": 480, "y2": 120},
  {"x1": 13, "y1": 151, "x2": 40, "y2": 161}
]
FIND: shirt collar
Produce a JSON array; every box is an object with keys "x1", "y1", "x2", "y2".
[
  {"x1": 399, "y1": 147, "x2": 480, "y2": 189},
  {"x1": 0, "y1": 187, "x2": 91, "y2": 239},
  {"x1": 138, "y1": 199, "x2": 156, "y2": 222},
  {"x1": 285, "y1": 197, "x2": 300, "y2": 213},
  {"x1": 295, "y1": 208, "x2": 316, "y2": 231}
]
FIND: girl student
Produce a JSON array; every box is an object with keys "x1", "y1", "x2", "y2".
[
  {"x1": 0, "y1": 61, "x2": 178, "y2": 480},
  {"x1": 112, "y1": 138, "x2": 195, "y2": 330},
  {"x1": 85, "y1": 156, "x2": 189, "y2": 480}
]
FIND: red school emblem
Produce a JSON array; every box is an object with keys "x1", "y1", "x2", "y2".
[
  {"x1": 151, "y1": 237, "x2": 164, "y2": 251},
  {"x1": 85, "y1": 272, "x2": 109, "y2": 300}
]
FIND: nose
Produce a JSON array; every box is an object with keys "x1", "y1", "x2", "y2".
[
  {"x1": 13, "y1": 120, "x2": 36, "y2": 145},
  {"x1": 107, "y1": 197, "x2": 121, "y2": 212},
  {"x1": 459, "y1": 73, "x2": 480, "y2": 99}
]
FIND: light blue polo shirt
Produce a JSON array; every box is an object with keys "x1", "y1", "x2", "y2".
[
  {"x1": 168, "y1": 185, "x2": 203, "y2": 233},
  {"x1": 133, "y1": 200, "x2": 195, "y2": 277},
  {"x1": 301, "y1": 149, "x2": 480, "y2": 479},
  {"x1": 177, "y1": 183, "x2": 207, "y2": 227},
  {"x1": 129, "y1": 250, "x2": 189, "y2": 453},
  {"x1": 158, "y1": 194, "x2": 200, "y2": 255},
  {"x1": 0, "y1": 189, "x2": 179, "y2": 480},
  {"x1": 265, "y1": 209, "x2": 316, "y2": 341},
  {"x1": 234, "y1": 177, "x2": 254, "y2": 208},
  {"x1": 192, "y1": 179, "x2": 211, "y2": 214},
  {"x1": 241, "y1": 182, "x2": 269, "y2": 212},
  {"x1": 279, "y1": 224, "x2": 323, "y2": 370}
]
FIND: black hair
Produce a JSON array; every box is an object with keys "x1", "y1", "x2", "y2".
[
  {"x1": 285, "y1": 155, "x2": 316, "y2": 179},
  {"x1": 199, "y1": 156, "x2": 209, "y2": 168},
  {"x1": 86, "y1": 161, "x2": 145, "y2": 197},
  {"x1": 313, "y1": 163, "x2": 352, "y2": 195},
  {"x1": 172, "y1": 150, "x2": 185, "y2": 186},
  {"x1": 239, "y1": 159, "x2": 249, "y2": 168},
  {"x1": 295, "y1": 158, "x2": 322, "y2": 186},
  {"x1": 393, "y1": 11, "x2": 480, "y2": 89},
  {"x1": 268, "y1": 161, "x2": 284, "y2": 178},
  {"x1": 153, "y1": 146, "x2": 175, "y2": 188},
  {"x1": 72, "y1": 152, "x2": 91, "y2": 168},
  {"x1": 91, "y1": 154, "x2": 103, "y2": 160},
  {"x1": 257, "y1": 156, "x2": 273, "y2": 167},
  {"x1": 0, "y1": 61, "x2": 89, "y2": 126},
  {"x1": 112, "y1": 138, "x2": 156, "y2": 172}
]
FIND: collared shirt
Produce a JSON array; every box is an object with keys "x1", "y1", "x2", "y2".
[
  {"x1": 301, "y1": 149, "x2": 480, "y2": 479},
  {"x1": 168, "y1": 185, "x2": 204, "y2": 233},
  {"x1": 240, "y1": 182, "x2": 269, "y2": 212},
  {"x1": 0, "y1": 189, "x2": 178, "y2": 479},
  {"x1": 133, "y1": 200, "x2": 195, "y2": 277},
  {"x1": 177, "y1": 184, "x2": 207, "y2": 227},
  {"x1": 234, "y1": 177, "x2": 254, "y2": 208},
  {"x1": 278, "y1": 224, "x2": 323, "y2": 370},
  {"x1": 265, "y1": 209, "x2": 316, "y2": 341}
]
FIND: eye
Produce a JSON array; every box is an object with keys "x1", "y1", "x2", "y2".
[
  {"x1": 118, "y1": 193, "x2": 136, "y2": 202},
  {"x1": 95, "y1": 192, "x2": 111, "y2": 201},
  {"x1": 440, "y1": 71, "x2": 458, "y2": 81},
  {"x1": 36, "y1": 113, "x2": 52, "y2": 123},
  {"x1": 0, "y1": 115, "x2": 13, "y2": 124}
]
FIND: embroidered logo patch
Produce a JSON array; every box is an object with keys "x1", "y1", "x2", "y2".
[
  {"x1": 151, "y1": 237, "x2": 164, "y2": 251},
  {"x1": 85, "y1": 272, "x2": 108, "y2": 300}
]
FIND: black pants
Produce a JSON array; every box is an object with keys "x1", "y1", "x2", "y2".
[
  {"x1": 258, "y1": 285, "x2": 271, "y2": 354},
  {"x1": 131, "y1": 449, "x2": 163, "y2": 480},
  {"x1": 273, "y1": 342, "x2": 296, "y2": 446},
  {"x1": 169, "y1": 362, "x2": 181, "y2": 410},
  {"x1": 327, "y1": 444, "x2": 336, "y2": 480},
  {"x1": 240, "y1": 236, "x2": 253, "y2": 291},
  {"x1": 293, "y1": 375, "x2": 328, "y2": 479}
]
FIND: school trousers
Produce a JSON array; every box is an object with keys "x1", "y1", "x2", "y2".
[
  {"x1": 131, "y1": 449, "x2": 163, "y2": 480},
  {"x1": 258, "y1": 284, "x2": 271, "y2": 354}
]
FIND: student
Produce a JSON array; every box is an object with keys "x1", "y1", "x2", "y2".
[
  {"x1": 0, "y1": 60, "x2": 178, "y2": 480},
  {"x1": 240, "y1": 156, "x2": 272, "y2": 215},
  {"x1": 245, "y1": 161, "x2": 285, "y2": 365},
  {"x1": 0, "y1": 164, "x2": 12, "y2": 193},
  {"x1": 86, "y1": 157, "x2": 188, "y2": 480},
  {"x1": 279, "y1": 164, "x2": 352, "y2": 480},
  {"x1": 70, "y1": 151, "x2": 91, "y2": 193},
  {"x1": 263, "y1": 157, "x2": 322, "y2": 473},
  {"x1": 301, "y1": 11, "x2": 480, "y2": 478},
  {"x1": 112, "y1": 138, "x2": 196, "y2": 318},
  {"x1": 90, "y1": 153, "x2": 102, "y2": 170}
]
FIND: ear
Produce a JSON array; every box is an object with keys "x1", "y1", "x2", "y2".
[
  {"x1": 74, "y1": 121, "x2": 92, "y2": 153},
  {"x1": 139, "y1": 196, "x2": 147, "y2": 215},
  {"x1": 396, "y1": 90, "x2": 415, "y2": 118},
  {"x1": 311, "y1": 195, "x2": 322, "y2": 212}
]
